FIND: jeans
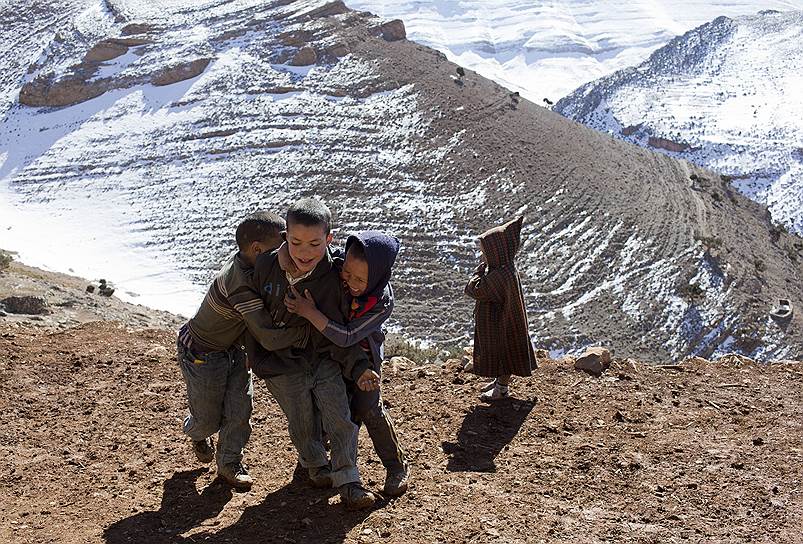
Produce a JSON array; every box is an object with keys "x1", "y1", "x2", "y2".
[
  {"x1": 265, "y1": 359, "x2": 360, "y2": 488},
  {"x1": 177, "y1": 341, "x2": 253, "y2": 469}
]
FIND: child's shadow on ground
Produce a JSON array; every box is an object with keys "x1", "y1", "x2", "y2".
[
  {"x1": 183, "y1": 476, "x2": 379, "y2": 544},
  {"x1": 442, "y1": 397, "x2": 536, "y2": 472},
  {"x1": 103, "y1": 469, "x2": 233, "y2": 543},
  {"x1": 104, "y1": 469, "x2": 377, "y2": 544}
]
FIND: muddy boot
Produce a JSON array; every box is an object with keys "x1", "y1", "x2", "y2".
[
  {"x1": 383, "y1": 462, "x2": 410, "y2": 497},
  {"x1": 218, "y1": 462, "x2": 253, "y2": 491},
  {"x1": 339, "y1": 483, "x2": 375, "y2": 510},
  {"x1": 308, "y1": 464, "x2": 333, "y2": 489},
  {"x1": 192, "y1": 438, "x2": 215, "y2": 463}
]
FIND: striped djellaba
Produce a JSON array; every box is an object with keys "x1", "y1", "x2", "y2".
[{"x1": 464, "y1": 216, "x2": 536, "y2": 378}]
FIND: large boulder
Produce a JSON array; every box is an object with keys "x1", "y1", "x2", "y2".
[
  {"x1": 19, "y1": 75, "x2": 106, "y2": 107},
  {"x1": 290, "y1": 47, "x2": 317, "y2": 66},
  {"x1": 574, "y1": 347, "x2": 612, "y2": 377},
  {"x1": 1, "y1": 295, "x2": 49, "y2": 315},
  {"x1": 151, "y1": 58, "x2": 211, "y2": 86},
  {"x1": 378, "y1": 19, "x2": 406, "y2": 42}
]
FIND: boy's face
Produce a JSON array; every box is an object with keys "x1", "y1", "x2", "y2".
[
  {"x1": 341, "y1": 250, "x2": 369, "y2": 297},
  {"x1": 241, "y1": 234, "x2": 282, "y2": 267},
  {"x1": 286, "y1": 221, "x2": 332, "y2": 275}
]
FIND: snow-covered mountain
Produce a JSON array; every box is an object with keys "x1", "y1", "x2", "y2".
[
  {"x1": 1, "y1": 0, "x2": 802, "y2": 360},
  {"x1": 555, "y1": 10, "x2": 803, "y2": 235},
  {"x1": 345, "y1": 1, "x2": 803, "y2": 102}
]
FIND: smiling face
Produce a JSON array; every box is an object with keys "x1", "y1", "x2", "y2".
[
  {"x1": 286, "y1": 221, "x2": 332, "y2": 275},
  {"x1": 341, "y1": 249, "x2": 369, "y2": 297}
]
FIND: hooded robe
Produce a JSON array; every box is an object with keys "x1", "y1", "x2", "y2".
[{"x1": 465, "y1": 216, "x2": 535, "y2": 378}]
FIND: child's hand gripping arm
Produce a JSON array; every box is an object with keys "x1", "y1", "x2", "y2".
[
  {"x1": 284, "y1": 285, "x2": 393, "y2": 347},
  {"x1": 356, "y1": 368, "x2": 381, "y2": 391}
]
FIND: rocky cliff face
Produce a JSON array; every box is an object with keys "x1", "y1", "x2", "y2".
[
  {"x1": 1, "y1": 0, "x2": 801, "y2": 360},
  {"x1": 555, "y1": 11, "x2": 803, "y2": 236}
]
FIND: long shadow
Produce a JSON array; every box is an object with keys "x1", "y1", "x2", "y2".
[
  {"x1": 180, "y1": 481, "x2": 379, "y2": 544},
  {"x1": 103, "y1": 469, "x2": 233, "y2": 544},
  {"x1": 442, "y1": 397, "x2": 536, "y2": 472}
]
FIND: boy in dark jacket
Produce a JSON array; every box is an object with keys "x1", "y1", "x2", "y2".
[
  {"x1": 284, "y1": 231, "x2": 410, "y2": 496},
  {"x1": 248, "y1": 198, "x2": 377, "y2": 510},
  {"x1": 177, "y1": 211, "x2": 308, "y2": 490},
  {"x1": 465, "y1": 216, "x2": 536, "y2": 401}
]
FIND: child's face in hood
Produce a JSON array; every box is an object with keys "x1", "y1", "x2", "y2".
[
  {"x1": 341, "y1": 250, "x2": 369, "y2": 297},
  {"x1": 287, "y1": 222, "x2": 333, "y2": 275}
]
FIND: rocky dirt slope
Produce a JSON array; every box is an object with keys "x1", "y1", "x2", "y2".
[
  {"x1": 1, "y1": 258, "x2": 802, "y2": 543},
  {"x1": 1, "y1": 0, "x2": 802, "y2": 361}
]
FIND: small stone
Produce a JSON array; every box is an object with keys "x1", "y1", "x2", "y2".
[
  {"x1": 86, "y1": 285, "x2": 96, "y2": 293},
  {"x1": 752, "y1": 437, "x2": 764, "y2": 446},
  {"x1": 574, "y1": 347, "x2": 612, "y2": 377}
]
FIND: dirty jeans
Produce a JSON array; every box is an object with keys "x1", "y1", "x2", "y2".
[
  {"x1": 177, "y1": 341, "x2": 253, "y2": 470},
  {"x1": 265, "y1": 358, "x2": 360, "y2": 488},
  {"x1": 349, "y1": 379, "x2": 406, "y2": 472}
]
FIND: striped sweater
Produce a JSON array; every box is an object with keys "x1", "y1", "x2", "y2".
[{"x1": 180, "y1": 252, "x2": 308, "y2": 354}]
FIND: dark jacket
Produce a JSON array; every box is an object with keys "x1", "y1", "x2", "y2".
[
  {"x1": 247, "y1": 247, "x2": 371, "y2": 381},
  {"x1": 322, "y1": 232, "x2": 400, "y2": 367},
  {"x1": 465, "y1": 217, "x2": 535, "y2": 378}
]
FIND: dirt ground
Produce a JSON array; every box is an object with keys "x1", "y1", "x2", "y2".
[
  {"x1": 1, "y1": 259, "x2": 802, "y2": 543},
  {"x1": 1, "y1": 309, "x2": 802, "y2": 544}
]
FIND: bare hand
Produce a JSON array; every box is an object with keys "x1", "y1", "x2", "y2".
[
  {"x1": 357, "y1": 369, "x2": 381, "y2": 391},
  {"x1": 284, "y1": 285, "x2": 317, "y2": 318}
]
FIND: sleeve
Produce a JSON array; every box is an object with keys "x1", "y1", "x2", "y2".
[
  {"x1": 464, "y1": 264, "x2": 506, "y2": 304},
  {"x1": 330, "y1": 343, "x2": 372, "y2": 382},
  {"x1": 322, "y1": 296, "x2": 393, "y2": 348},
  {"x1": 227, "y1": 258, "x2": 309, "y2": 351}
]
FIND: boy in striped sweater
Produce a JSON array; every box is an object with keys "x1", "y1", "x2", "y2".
[{"x1": 177, "y1": 211, "x2": 309, "y2": 490}]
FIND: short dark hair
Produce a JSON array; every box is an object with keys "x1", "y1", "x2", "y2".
[
  {"x1": 235, "y1": 211, "x2": 285, "y2": 250},
  {"x1": 346, "y1": 240, "x2": 366, "y2": 262},
  {"x1": 286, "y1": 198, "x2": 332, "y2": 234}
]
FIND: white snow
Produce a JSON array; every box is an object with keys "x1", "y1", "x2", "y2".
[
  {"x1": 346, "y1": 0, "x2": 803, "y2": 102},
  {"x1": 555, "y1": 11, "x2": 803, "y2": 234}
]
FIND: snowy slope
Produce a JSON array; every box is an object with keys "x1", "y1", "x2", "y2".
[
  {"x1": 345, "y1": 0, "x2": 803, "y2": 102},
  {"x1": 555, "y1": 10, "x2": 803, "y2": 235}
]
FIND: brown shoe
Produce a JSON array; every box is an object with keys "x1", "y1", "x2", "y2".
[
  {"x1": 218, "y1": 462, "x2": 253, "y2": 491},
  {"x1": 308, "y1": 465, "x2": 333, "y2": 489},
  {"x1": 339, "y1": 483, "x2": 375, "y2": 510},
  {"x1": 192, "y1": 438, "x2": 215, "y2": 464},
  {"x1": 383, "y1": 463, "x2": 410, "y2": 497}
]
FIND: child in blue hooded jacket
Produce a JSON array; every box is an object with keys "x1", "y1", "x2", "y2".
[{"x1": 284, "y1": 231, "x2": 410, "y2": 497}]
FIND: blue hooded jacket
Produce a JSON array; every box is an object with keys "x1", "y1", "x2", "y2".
[{"x1": 322, "y1": 231, "x2": 400, "y2": 369}]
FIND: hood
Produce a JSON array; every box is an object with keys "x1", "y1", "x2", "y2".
[
  {"x1": 479, "y1": 217, "x2": 524, "y2": 268},
  {"x1": 345, "y1": 231, "x2": 400, "y2": 299}
]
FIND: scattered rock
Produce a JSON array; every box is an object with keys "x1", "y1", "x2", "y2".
[
  {"x1": 84, "y1": 40, "x2": 129, "y2": 63},
  {"x1": 0, "y1": 310, "x2": 7, "y2": 317},
  {"x1": 648, "y1": 136, "x2": 691, "y2": 153},
  {"x1": 300, "y1": 1, "x2": 349, "y2": 19},
  {"x1": 121, "y1": 23, "x2": 156, "y2": 36},
  {"x1": 752, "y1": 437, "x2": 764, "y2": 446},
  {"x1": 326, "y1": 42, "x2": 350, "y2": 58},
  {"x1": 389, "y1": 356, "x2": 414, "y2": 373},
  {"x1": 290, "y1": 47, "x2": 317, "y2": 67},
  {"x1": 574, "y1": 347, "x2": 612, "y2": 377},
  {"x1": 86, "y1": 285, "x2": 96, "y2": 294},
  {"x1": 151, "y1": 58, "x2": 211, "y2": 87},
  {"x1": 1, "y1": 296, "x2": 49, "y2": 315},
  {"x1": 377, "y1": 20, "x2": 406, "y2": 42}
]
